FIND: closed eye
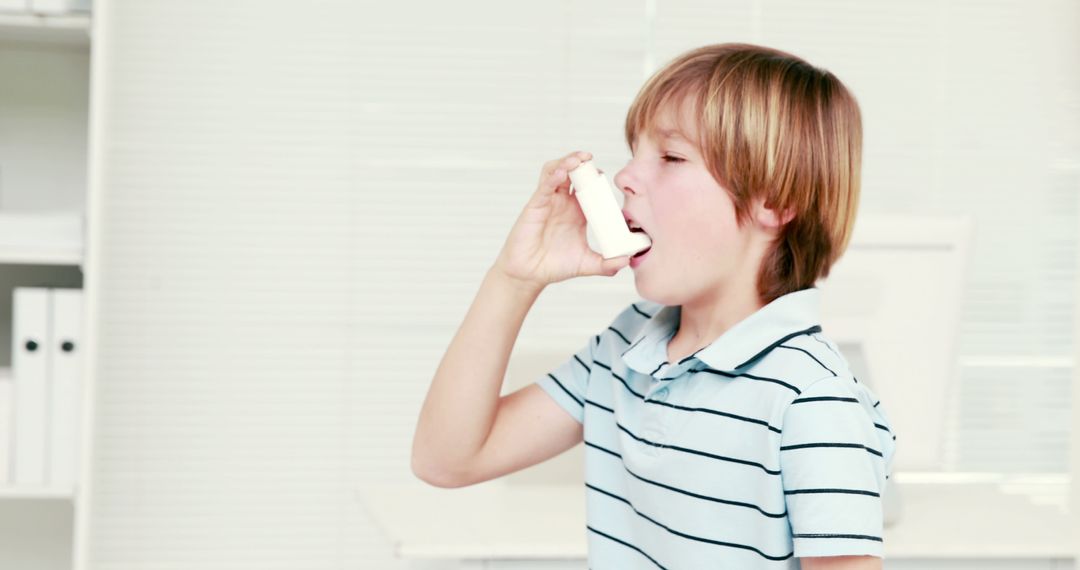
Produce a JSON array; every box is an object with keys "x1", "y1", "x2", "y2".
[{"x1": 662, "y1": 155, "x2": 684, "y2": 163}]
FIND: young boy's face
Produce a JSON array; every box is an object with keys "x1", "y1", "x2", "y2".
[{"x1": 615, "y1": 100, "x2": 771, "y2": 307}]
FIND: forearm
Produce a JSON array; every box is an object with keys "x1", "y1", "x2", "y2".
[
  {"x1": 411, "y1": 266, "x2": 544, "y2": 484},
  {"x1": 800, "y1": 555, "x2": 882, "y2": 570}
]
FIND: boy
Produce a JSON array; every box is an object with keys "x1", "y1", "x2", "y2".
[{"x1": 413, "y1": 43, "x2": 896, "y2": 570}]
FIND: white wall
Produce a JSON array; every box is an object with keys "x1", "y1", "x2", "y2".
[{"x1": 82, "y1": 0, "x2": 1080, "y2": 568}]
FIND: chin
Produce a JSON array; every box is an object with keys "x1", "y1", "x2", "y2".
[
  {"x1": 632, "y1": 280, "x2": 679, "y2": 308},
  {"x1": 631, "y1": 277, "x2": 655, "y2": 303}
]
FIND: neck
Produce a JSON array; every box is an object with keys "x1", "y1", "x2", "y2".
[
  {"x1": 673, "y1": 236, "x2": 771, "y2": 352},
  {"x1": 675, "y1": 283, "x2": 765, "y2": 351}
]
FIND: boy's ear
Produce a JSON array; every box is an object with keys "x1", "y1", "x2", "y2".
[{"x1": 753, "y1": 198, "x2": 796, "y2": 229}]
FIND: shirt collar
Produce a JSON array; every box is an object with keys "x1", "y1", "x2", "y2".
[{"x1": 621, "y1": 287, "x2": 822, "y2": 377}]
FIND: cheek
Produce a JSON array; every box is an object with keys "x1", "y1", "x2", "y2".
[{"x1": 653, "y1": 185, "x2": 737, "y2": 255}]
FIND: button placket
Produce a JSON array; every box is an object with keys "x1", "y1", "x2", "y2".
[
  {"x1": 638, "y1": 377, "x2": 668, "y2": 457},
  {"x1": 652, "y1": 386, "x2": 669, "y2": 402},
  {"x1": 645, "y1": 379, "x2": 669, "y2": 401}
]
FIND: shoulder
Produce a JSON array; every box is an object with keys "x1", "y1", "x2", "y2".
[
  {"x1": 745, "y1": 330, "x2": 853, "y2": 397},
  {"x1": 776, "y1": 331, "x2": 888, "y2": 417},
  {"x1": 776, "y1": 347, "x2": 897, "y2": 466}
]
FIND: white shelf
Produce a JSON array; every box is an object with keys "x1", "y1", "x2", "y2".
[
  {"x1": 0, "y1": 211, "x2": 84, "y2": 266},
  {"x1": 0, "y1": 11, "x2": 90, "y2": 46},
  {"x1": 0, "y1": 486, "x2": 74, "y2": 500},
  {"x1": 359, "y1": 474, "x2": 1073, "y2": 561}
]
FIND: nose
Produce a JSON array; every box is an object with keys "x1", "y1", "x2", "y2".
[{"x1": 614, "y1": 164, "x2": 635, "y2": 197}]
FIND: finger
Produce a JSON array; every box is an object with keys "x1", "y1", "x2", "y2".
[
  {"x1": 560, "y1": 155, "x2": 584, "y2": 175},
  {"x1": 540, "y1": 152, "x2": 593, "y2": 193},
  {"x1": 539, "y1": 167, "x2": 567, "y2": 196},
  {"x1": 560, "y1": 154, "x2": 594, "y2": 189},
  {"x1": 562, "y1": 150, "x2": 594, "y2": 173},
  {"x1": 554, "y1": 169, "x2": 572, "y2": 193},
  {"x1": 585, "y1": 253, "x2": 630, "y2": 277},
  {"x1": 539, "y1": 155, "x2": 577, "y2": 186},
  {"x1": 539, "y1": 159, "x2": 560, "y2": 184},
  {"x1": 601, "y1": 255, "x2": 631, "y2": 277}
]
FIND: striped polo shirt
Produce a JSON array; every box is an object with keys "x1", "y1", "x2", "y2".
[{"x1": 535, "y1": 286, "x2": 897, "y2": 569}]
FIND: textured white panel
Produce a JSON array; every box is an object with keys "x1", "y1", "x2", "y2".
[{"x1": 87, "y1": 1, "x2": 357, "y2": 568}]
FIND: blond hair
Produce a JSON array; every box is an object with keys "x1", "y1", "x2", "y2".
[{"x1": 625, "y1": 43, "x2": 862, "y2": 303}]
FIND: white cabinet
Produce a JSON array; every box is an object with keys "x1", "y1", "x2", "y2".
[{"x1": 0, "y1": 7, "x2": 92, "y2": 570}]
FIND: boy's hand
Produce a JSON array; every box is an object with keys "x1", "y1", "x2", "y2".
[{"x1": 494, "y1": 151, "x2": 631, "y2": 290}]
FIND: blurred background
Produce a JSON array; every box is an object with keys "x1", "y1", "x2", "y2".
[{"x1": 0, "y1": 0, "x2": 1077, "y2": 568}]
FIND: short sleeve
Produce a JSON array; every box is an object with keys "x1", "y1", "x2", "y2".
[
  {"x1": 534, "y1": 333, "x2": 599, "y2": 425},
  {"x1": 779, "y1": 375, "x2": 895, "y2": 558}
]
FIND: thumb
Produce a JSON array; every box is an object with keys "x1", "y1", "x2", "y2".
[{"x1": 593, "y1": 254, "x2": 630, "y2": 277}]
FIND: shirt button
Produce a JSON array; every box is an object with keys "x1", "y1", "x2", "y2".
[{"x1": 653, "y1": 387, "x2": 670, "y2": 402}]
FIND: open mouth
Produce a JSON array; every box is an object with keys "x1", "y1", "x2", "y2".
[{"x1": 629, "y1": 225, "x2": 651, "y2": 258}]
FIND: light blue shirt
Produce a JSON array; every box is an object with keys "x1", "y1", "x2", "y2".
[{"x1": 536, "y1": 286, "x2": 896, "y2": 569}]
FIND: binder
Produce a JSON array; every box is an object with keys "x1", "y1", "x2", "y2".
[
  {"x1": 28, "y1": 0, "x2": 91, "y2": 12},
  {"x1": 12, "y1": 287, "x2": 50, "y2": 485},
  {"x1": 0, "y1": 371, "x2": 11, "y2": 484},
  {"x1": 49, "y1": 288, "x2": 82, "y2": 488},
  {"x1": 29, "y1": 0, "x2": 68, "y2": 13}
]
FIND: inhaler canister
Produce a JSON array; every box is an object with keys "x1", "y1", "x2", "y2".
[{"x1": 568, "y1": 161, "x2": 652, "y2": 259}]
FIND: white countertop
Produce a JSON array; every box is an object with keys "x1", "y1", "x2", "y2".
[{"x1": 357, "y1": 472, "x2": 1073, "y2": 560}]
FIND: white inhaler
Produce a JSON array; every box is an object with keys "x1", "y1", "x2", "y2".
[{"x1": 568, "y1": 160, "x2": 652, "y2": 259}]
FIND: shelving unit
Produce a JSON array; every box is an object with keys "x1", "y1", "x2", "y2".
[
  {"x1": 0, "y1": 486, "x2": 74, "y2": 500},
  {"x1": 0, "y1": 5, "x2": 91, "y2": 570},
  {"x1": 0, "y1": 12, "x2": 90, "y2": 45},
  {"x1": 0, "y1": 212, "x2": 84, "y2": 267}
]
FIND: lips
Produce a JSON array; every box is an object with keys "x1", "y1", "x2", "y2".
[{"x1": 629, "y1": 245, "x2": 651, "y2": 268}]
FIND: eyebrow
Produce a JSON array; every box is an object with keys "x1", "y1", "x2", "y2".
[
  {"x1": 656, "y1": 128, "x2": 688, "y2": 141},
  {"x1": 630, "y1": 126, "x2": 696, "y2": 151}
]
